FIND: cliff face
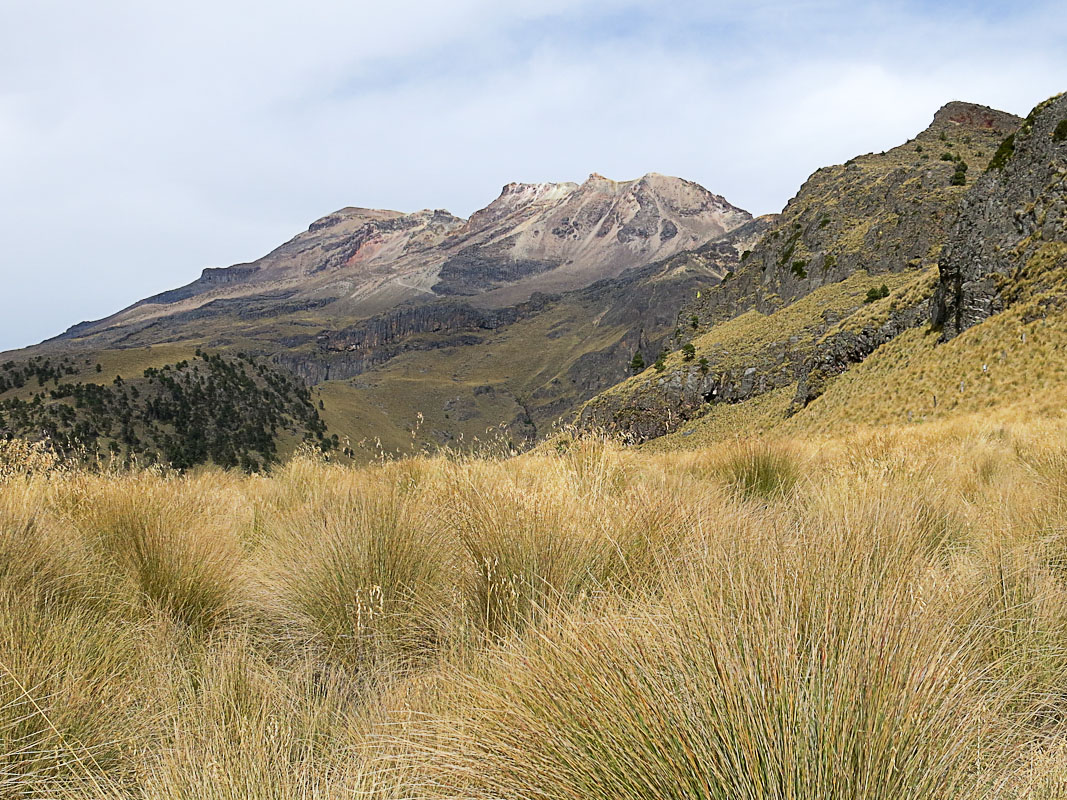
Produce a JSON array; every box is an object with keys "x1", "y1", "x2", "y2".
[
  {"x1": 273, "y1": 297, "x2": 549, "y2": 385},
  {"x1": 932, "y1": 93, "x2": 1067, "y2": 338}
]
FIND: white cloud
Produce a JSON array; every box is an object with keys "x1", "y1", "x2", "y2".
[{"x1": 1, "y1": 0, "x2": 1065, "y2": 350}]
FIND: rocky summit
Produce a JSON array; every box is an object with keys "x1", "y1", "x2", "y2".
[{"x1": 63, "y1": 172, "x2": 748, "y2": 345}]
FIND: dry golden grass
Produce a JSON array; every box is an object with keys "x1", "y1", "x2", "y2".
[{"x1": 3, "y1": 420, "x2": 1067, "y2": 797}]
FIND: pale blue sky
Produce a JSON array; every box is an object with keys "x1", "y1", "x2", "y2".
[{"x1": 1, "y1": 0, "x2": 1065, "y2": 351}]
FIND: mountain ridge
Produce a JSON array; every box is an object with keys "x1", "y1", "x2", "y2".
[
  {"x1": 49, "y1": 171, "x2": 748, "y2": 347},
  {"x1": 7, "y1": 97, "x2": 1065, "y2": 467}
]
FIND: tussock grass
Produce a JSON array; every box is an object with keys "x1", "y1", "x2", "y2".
[
  {"x1": 714, "y1": 438, "x2": 802, "y2": 501},
  {"x1": 407, "y1": 552, "x2": 998, "y2": 800},
  {"x1": 62, "y1": 471, "x2": 250, "y2": 630},
  {"x1": 3, "y1": 421, "x2": 1067, "y2": 797},
  {"x1": 260, "y1": 477, "x2": 455, "y2": 671},
  {"x1": 139, "y1": 636, "x2": 364, "y2": 800},
  {"x1": 0, "y1": 587, "x2": 151, "y2": 795}
]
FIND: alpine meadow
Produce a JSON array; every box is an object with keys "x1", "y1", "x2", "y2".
[{"x1": 3, "y1": 3, "x2": 1067, "y2": 798}]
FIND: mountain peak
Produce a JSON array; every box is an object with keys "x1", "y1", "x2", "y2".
[
  {"x1": 307, "y1": 207, "x2": 405, "y2": 232},
  {"x1": 929, "y1": 101, "x2": 1021, "y2": 135},
  {"x1": 433, "y1": 172, "x2": 751, "y2": 297}
]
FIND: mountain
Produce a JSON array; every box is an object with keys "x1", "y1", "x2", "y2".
[
  {"x1": 579, "y1": 100, "x2": 1026, "y2": 439},
  {"x1": 2, "y1": 173, "x2": 755, "y2": 462},
  {"x1": 60, "y1": 173, "x2": 748, "y2": 346},
  {"x1": 581, "y1": 95, "x2": 1067, "y2": 446},
  {"x1": 7, "y1": 94, "x2": 1064, "y2": 468}
]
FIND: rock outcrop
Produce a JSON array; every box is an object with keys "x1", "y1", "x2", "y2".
[{"x1": 932, "y1": 93, "x2": 1067, "y2": 338}]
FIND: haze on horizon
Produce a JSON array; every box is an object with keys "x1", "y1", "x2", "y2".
[{"x1": 1, "y1": 0, "x2": 1065, "y2": 352}]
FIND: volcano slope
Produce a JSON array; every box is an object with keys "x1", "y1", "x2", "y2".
[{"x1": 2, "y1": 174, "x2": 758, "y2": 462}]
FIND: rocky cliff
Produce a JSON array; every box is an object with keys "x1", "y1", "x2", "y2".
[{"x1": 932, "y1": 93, "x2": 1067, "y2": 338}]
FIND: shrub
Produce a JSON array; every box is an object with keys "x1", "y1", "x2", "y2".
[
  {"x1": 629, "y1": 351, "x2": 645, "y2": 374},
  {"x1": 987, "y1": 133, "x2": 1015, "y2": 171},
  {"x1": 791, "y1": 259, "x2": 808, "y2": 279},
  {"x1": 950, "y1": 160, "x2": 968, "y2": 186},
  {"x1": 681, "y1": 343, "x2": 696, "y2": 362},
  {"x1": 698, "y1": 357, "x2": 710, "y2": 376},
  {"x1": 940, "y1": 152, "x2": 956, "y2": 161},
  {"x1": 689, "y1": 315, "x2": 699, "y2": 330},
  {"x1": 1053, "y1": 119, "x2": 1067, "y2": 142},
  {"x1": 823, "y1": 252, "x2": 837, "y2": 271},
  {"x1": 653, "y1": 351, "x2": 668, "y2": 372},
  {"x1": 865, "y1": 284, "x2": 891, "y2": 303}
]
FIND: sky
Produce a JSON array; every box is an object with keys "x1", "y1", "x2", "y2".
[{"x1": 1, "y1": 0, "x2": 1065, "y2": 352}]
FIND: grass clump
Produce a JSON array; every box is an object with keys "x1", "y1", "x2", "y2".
[
  {"x1": 0, "y1": 589, "x2": 150, "y2": 795},
  {"x1": 261, "y1": 472, "x2": 454, "y2": 672},
  {"x1": 715, "y1": 439, "x2": 800, "y2": 501},
  {"x1": 402, "y1": 507, "x2": 1002, "y2": 800}
]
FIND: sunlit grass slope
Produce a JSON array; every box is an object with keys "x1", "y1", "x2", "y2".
[
  {"x1": 645, "y1": 262, "x2": 1067, "y2": 452},
  {"x1": 2, "y1": 416, "x2": 1067, "y2": 797}
]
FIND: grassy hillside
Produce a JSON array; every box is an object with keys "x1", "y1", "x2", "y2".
[
  {"x1": 3, "y1": 419, "x2": 1067, "y2": 797},
  {"x1": 581, "y1": 268, "x2": 926, "y2": 439},
  {"x1": 642, "y1": 238, "x2": 1067, "y2": 452},
  {"x1": 311, "y1": 294, "x2": 640, "y2": 455},
  {"x1": 580, "y1": 95, "x2": 1067, "y2": 446}
]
